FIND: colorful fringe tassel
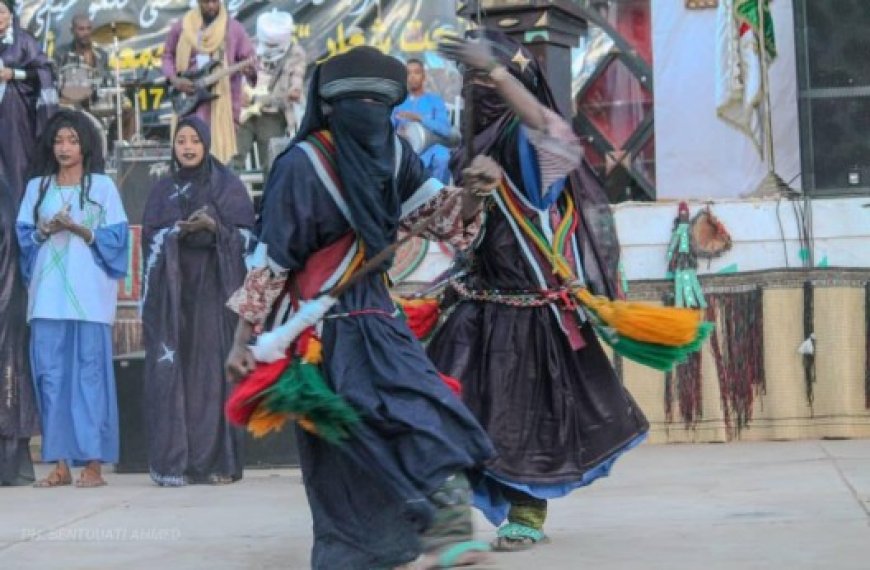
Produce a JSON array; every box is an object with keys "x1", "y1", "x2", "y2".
[
  {"x1": 225, "y1": 329, "x2": 360, "y2": 443},
  {"x1": 576, "y1": 288, "x2": 713, "y2": 371},
  {"x1": 394, "y1": 296, "x2": 441, "y2": 340},
  {"x1": 496, "y1": 178, "x2": 710, "y2": 372}
]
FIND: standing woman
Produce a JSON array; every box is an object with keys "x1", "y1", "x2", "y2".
[
  {"x1": 16, "y1": 110, "x2": 128, "y2": 488},
  {"x1": 142, "y1": 116, "x2": 254, "y2": 486},
  {"x1": 0, "y1": 0, "x2": 57, "y2": 202}
]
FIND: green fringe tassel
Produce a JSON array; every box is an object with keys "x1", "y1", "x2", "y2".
[
  {"x1": 600, "y1": 322, "x2": 714, "y2": 372},
  {"x1": 261, "y1": 359, "x2": 361, "y2": 444}
]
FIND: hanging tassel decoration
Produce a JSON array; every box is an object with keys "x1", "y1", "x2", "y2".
[
  {"x1": 226, "y1": 328, "x2": 360, "y2": 443},
  {"x1": 394, "y1": 296, "x2": 441, "y2": 340},
  {"x1": 578, "y1": 288, "x2": 713, "y2": 371}
]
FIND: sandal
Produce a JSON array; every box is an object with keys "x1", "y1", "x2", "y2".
[
  {"x1": 415, "y1": 540, "x2": 493, "y2": 569},
  {"x1": 491, "y1": 523, "x2": 549, "y2": 552},
  {"x1": 33, "y1": 468, "x2": 72, "y2": 488},
  {"x1": 207, "y1": 474, "x2": 235, "y2": 485},
  {"x1": 75, "y1": 467, "x2": 107, "y2": 488}
]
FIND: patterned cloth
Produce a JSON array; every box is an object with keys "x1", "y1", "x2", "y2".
[{"x1": 228, "y1": 174, "x2": 480, "y2": 327}]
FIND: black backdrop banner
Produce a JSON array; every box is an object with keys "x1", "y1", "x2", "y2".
[
  {"x1": 17, "y1": 1, "x2": 466, "y2": 127},
  {"x1": 18, "y1": 0, "x2": 463, "y2": 76}
]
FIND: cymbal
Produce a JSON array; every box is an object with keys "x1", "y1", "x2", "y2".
[{"x1": 92, "y1": 21, "x2": 139, "y2": 44}]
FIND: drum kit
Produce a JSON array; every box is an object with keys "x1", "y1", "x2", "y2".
[{"x1": 55, "y1": 18, "x2": 144, "y2": 164}]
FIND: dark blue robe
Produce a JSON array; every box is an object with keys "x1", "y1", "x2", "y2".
[
  {"x1": 0, "y1": 22, "x2": 56, "y2": 203},
  {"x1": 142, "y1": 164, "x2": 255, "y2": 485},
  {"x1": 0, "y1": 176, "x2": 37, "y2": 485},
  {"x1": 257, "y1": 136, "x2": 494, "y2": 569}
]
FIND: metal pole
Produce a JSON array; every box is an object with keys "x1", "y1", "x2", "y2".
[
  {"x1": 42, "y1": 1, "x2": 51, "y2": 53},
  {"x1": 758, "y1": 0, "x2": 775, "y2": 174},
  {"x1": 113, "y1": 25, "x2": 123, "y2": 146}
]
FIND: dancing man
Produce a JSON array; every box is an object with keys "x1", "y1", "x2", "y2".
[
  {"x1": 225, "y1": 46, "x2": 499, "y2": 569},
  {"x1": 428, "y1": 31, "x2": 650, "y2": 551}
]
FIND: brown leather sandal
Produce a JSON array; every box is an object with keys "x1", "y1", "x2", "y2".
[
  {"x1": 75, "y1": 467, "x2": 107, "y2": 488},
  {"x1": 33, "y1": 468, "x2": 72, "y2": 488}
]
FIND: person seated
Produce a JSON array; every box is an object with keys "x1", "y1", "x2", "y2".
[{"x1": 392, "y1": 58, "x2": 453, "y2": 184}]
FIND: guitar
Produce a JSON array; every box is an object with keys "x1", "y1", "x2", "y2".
[
  {"x1": 240, "y1": 83, "x2": 303, "y2": 125},
  {"x1": 239, "y1": 83, "x2": 272, "y2": 124},
  {"x1": 170, "y1": 57, "x2": 254, "y2": 117}
]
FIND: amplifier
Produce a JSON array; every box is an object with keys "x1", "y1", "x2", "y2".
[
  {"x1": 113, "y1": 352, "x2": 299, "y2": 474},
  {"x1": 114, "y1": 144, "x2": 172, "y2": 225}
]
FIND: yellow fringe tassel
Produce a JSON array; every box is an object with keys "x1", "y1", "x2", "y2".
[
  {"x1": 574, "y1": 288, "x2": 704, "y2": 347},
  {"x1": 304, "y1": 337, "x2": 323, "y2": 365}
]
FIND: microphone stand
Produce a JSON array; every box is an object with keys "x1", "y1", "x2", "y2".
[{"x1": 112, "y1": 23, "x2": 123, "y2": 148}]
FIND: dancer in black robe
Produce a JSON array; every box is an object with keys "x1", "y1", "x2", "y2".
[{"x1": 428, "y1": 31, "x2": 649, "y2": 550}]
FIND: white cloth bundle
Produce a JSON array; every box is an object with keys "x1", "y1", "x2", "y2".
[{"x1": 251, "y1": 296, "x2": 338, "y2": 363}]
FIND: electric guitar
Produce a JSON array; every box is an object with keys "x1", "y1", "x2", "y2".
[
  {"x1": 239, "y1": 84, "x2": 273, "y2": 124},
  {"x1": 170, "y1": 57, "x2": 254, "y2": 117},
  {"x1": 240, "y1": 83, "x2": 304, "y2": 125}
]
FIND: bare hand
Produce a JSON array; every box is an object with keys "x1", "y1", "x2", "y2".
[
  {"x1": 53, "y1": 210, "x2": 75, "y2": 231},
  {"x1": 462, "y1": 155, "x2": 502, "y2": 196},
  {"x1": 225, "y1": 343, "x2": 257, "y2": 382},
  {"x1": 288, "y1": 87, "x2": 302, "y2": 102},
  {"x1": 0, "y1": 68, "x2": 13, "y2": 82},
  {"x1": 38, "y1": 219, "x2": 59, "y2": 238},
  {"x1": 177, "y1": 206, "x2": 217, "y2": 234},
  {"x1": 395, "y1": 111, "x2": 423, "y2": 123},
  {"x1": 438, "y1": 35, "x2": 498, "y2": 72},
  {"x1": 172, "y1": 77, "x2": 195, "y2": 95}
]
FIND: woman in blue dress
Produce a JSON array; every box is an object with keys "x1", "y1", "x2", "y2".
[{"x1": 16, "y1": 110, "x2": 128, "y2": 488}]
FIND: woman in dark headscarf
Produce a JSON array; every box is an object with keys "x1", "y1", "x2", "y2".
[
  {"x1": 0, "y1": 174, "x2": 37, "y2": 486},
  {"x1": 142, "y1": 116, "x2": 255, "y2": 486},
  {"x1": 0, "y1": 0, "x2": 57, "y2": 202},
  {"x1": 428, "y1": 31, "x2": 649, "y2": 550}
]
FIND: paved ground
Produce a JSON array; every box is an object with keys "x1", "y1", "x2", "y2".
[{"x1": 1, "y1": 439, "x2": 868, "y2": 569}]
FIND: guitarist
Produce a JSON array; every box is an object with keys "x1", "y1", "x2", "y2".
[
  {"x1": 162, "y1": 0, "x2": 256, "y2": 163},
  {"x1": 232, "y1": 10, "x2": 306, "y2": 177}
]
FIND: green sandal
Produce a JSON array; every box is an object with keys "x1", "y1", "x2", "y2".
[
  {"x1": 433, "y1": 540, "x2": 492, "y2": 568},
  {"x1": 492, "y1": 523, "x2": 548, "y2": 552}
]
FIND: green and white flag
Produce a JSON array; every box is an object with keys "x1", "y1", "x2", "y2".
[{"x1": 715, "y1": 0, "x2": 777, "y2": 151}]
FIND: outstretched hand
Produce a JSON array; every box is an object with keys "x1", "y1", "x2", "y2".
[
  {"x1": 437, "y1": 35, "x2": 498, "y2": 72},
  {"x1": 462, "y1": 155, "x2": 502, "y2": 197}
]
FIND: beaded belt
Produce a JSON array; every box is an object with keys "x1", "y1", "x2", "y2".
[{"x1": 449, "y1": 279, "x2": 577, "y2": 309}]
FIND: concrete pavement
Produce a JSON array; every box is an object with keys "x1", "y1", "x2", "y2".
[{"x1": 1, "y1": 439, "x2": 868, "y2": 569}]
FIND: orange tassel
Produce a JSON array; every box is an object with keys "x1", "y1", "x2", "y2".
[
  {"x1": 247, "y1": 403, "x2": 292, "y2": 438},
  {"x1": 304, "y1": 336, "x2": 323, "y2": 365},
  {"x1": 575, "y1": 288, "x2": 704, "y2": 347},
  {"x1": 297, "y1": 416, "x2": 319, "y2": 435}
]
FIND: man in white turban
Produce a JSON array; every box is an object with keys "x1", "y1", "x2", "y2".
[{"x1": 233, "y1": 10, "x2": 306, "y2": 176}]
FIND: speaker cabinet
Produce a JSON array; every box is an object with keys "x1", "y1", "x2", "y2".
[
  {"x1": 113, "y1": 352, "x2": 299, "y2": 474},
  {"x1": 794, "y1": 0, "x2": 870, "y2": 195},
  {"x1": 114, "y1": 144, "x2": 171, "y2": 225}
]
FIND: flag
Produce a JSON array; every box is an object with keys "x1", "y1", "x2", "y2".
[{"x1": 715, "y1": 0, "x2": 777, "y2": 151}]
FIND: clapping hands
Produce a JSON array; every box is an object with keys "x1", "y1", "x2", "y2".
[{"x1": 176, "y1": 206, "x2": 217, "y2": 235}]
